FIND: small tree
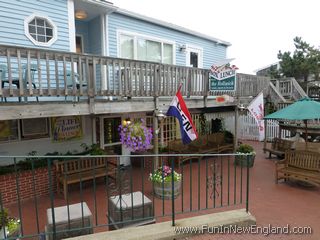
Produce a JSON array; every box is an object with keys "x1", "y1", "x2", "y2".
[{"x1": 277, "y1": 37, "x2": 320, "y2": 82}]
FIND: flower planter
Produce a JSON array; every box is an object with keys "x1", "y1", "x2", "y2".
[
  {"x1": 153, "y1": 180, "x2": 181, "y2": 199},
  {"x1": 234, "y1": 154, "x2": 255, "y2": 168},
  {"x1": 0, "y1": 222, "x2": 21, "y2": 240}
]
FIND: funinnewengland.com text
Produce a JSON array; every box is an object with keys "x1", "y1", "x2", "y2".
[{"x1": 174, "y1": 224, "x2": 312, "y2": 236}]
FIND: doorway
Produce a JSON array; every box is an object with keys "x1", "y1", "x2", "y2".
[
  {"x1": 76, "y1": 35, "x2": 84, "y2": 54},
  {"x1": 186, "y1": 45, "x2": 203, "y2": 68},
  {"x1": 96, "y1": 116, "x2": 122, "y2": 154}
]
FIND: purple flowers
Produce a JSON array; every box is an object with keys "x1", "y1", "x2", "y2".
[{"x1": 118, "y1": 119, "x2": 153, "y2": 152}]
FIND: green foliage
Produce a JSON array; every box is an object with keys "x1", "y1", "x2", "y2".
[
  {"x1": 0, "y1": 208, "x2": 8, "y2": 229},
  {"x1": 223, "y1": 130, "x2": 234, "y2": 144},
  {"x1": 199, "y1": 113, "x2": 207, "y2": 135},
  {"x1": 211, "y1": 118, "x2": 223, "y2": 133},
  {"x1": 0, "y1": 144, "x2": 106, "y2": 175},
  {"x1": 81, "y1": 143, "x2": 106, "y2": 155},
  {"x1": 0, "y1": 208, "x2": 20, "y2": 235},
  {"x1": 278, "y1": 37, "x2": 320, "y2": 82},
  {"x1": 236, "y1": 144, "x2": 254, "y2": 154}
]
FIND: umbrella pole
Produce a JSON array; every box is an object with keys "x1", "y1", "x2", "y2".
[{"x1": 304, "y1": 120, "x2": 308, "y2": 150}]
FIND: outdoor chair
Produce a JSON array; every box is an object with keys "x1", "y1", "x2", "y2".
[
  {"x1": 64, "y1": 70, "x2": 87, "y2": 102},
  {"x1": 1, "y1": 64, "x2": 38, "y2": 102}
]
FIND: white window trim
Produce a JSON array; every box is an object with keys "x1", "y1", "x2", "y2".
[
  {"x1": 67, "y1": 0, "x2": 76, "y2": 52},
  {"x1": 24, "y1": 13, "x2": 58, "y2": 47},
  {"x1": 117, "y1": 29, "x2": 176, "y2": 64},
  {"x1": 185, "y1": 44, "x2": 203, "y2": 68}
]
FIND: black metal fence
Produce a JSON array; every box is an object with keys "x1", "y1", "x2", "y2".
[{"x1": 0, "y1": 153, "x2": 252, "y2": 240}]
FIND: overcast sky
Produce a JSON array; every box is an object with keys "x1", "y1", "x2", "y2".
[{"x1": 111, "y1": 0, "x2": 320, "y2": 74}]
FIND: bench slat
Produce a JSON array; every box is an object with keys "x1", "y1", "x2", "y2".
[
  {"x1": 275, "y1": 150, "x2": 320, "y2": 187},
  {"x1": 54, "y1": 157, "x2": 117, "y2": 199}
]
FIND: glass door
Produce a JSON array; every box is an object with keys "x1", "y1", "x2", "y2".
[{"x1": 98, "y1": 116, "x2": 122, "y2": 154}]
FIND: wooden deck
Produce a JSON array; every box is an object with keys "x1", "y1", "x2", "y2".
[{"x1": 0, "y1": 45, "x2": 308, "y2": 120}]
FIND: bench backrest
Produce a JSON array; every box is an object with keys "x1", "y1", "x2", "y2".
[
  {"x1": 285, "y1": 150, "x2": 320, "y2": 171},
  {"x1": 272, "y1": 138, "x2": 293, "y2": 151},
  {"x1": 295, "y1": 142, "x2": 320, "y2": 153},
  {"x1": 55, "y1": 157, "x2": 108, "y2": 174}
]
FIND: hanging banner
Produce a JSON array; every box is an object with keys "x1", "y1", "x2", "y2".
[
  {"x1": 51, "y1": 116, "x2": 83, "y2": 142},
  {"x1": 209, "y1": 63, "x2": 238, "y2": 91},
  {"x1": 247, "y1": 92, "x2": 265, "y2": 141}
]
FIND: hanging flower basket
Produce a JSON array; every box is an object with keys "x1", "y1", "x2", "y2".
[{"x1": 118, "y1": 119, "x2": 153, "y2": 152}]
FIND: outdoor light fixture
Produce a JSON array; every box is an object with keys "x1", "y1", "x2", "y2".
[
  {"x1": 179, "y1": 44, "x2": 186, "y2": 53},
  {"x1": 154, "y1": 109, "x2": 166, "y2": 122},
  {"x1": 238, "y1": 104, "x2": 246, "y2": 112},
  {"x1": 75, "y1": 10, "x2": 88, "y2": 20},
  {"x1": 124, "y1": 118, "x2": 131, "y2": 125}
]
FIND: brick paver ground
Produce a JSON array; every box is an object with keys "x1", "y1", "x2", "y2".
[
  {"x1": 188, "y1": 140, "x2": 320, "y2": 240},
  {"x1": 5, "y1": 141, "x2": 320, "y2": 239}
]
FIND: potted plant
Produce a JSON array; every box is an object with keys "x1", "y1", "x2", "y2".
[
  {"x1": 234, "y1": 143, "x2": 256, "y2": 168},
  {"x1": 0, "y1": 208, "x2": 20, "y2": 239},
  {"x1": 149, "y1": 165, "x2": 182, "y2": 199}
]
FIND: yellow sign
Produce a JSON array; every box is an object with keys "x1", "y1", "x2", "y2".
[
  {"x1": 51, "y1": 116, "x2": 83, "y2": 142},
  {"x1": 0, "y1": 121, "x2": 10, "y2": 138}
]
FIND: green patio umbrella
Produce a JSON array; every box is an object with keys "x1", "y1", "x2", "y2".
[{"x1": 264, "y1": 97, "x2": 320, "y2": 147}]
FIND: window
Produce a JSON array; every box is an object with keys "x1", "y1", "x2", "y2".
[
  {"x1": 120, "y1": 35, "x2": 134, "y2": 59},
  {"x1": 0, "y1": 120, "x2": 18, "y2": 142},
  {"x1": 119, "y1": 31, "x2": 174, "y2": 64},
  {"x1": 21, "y1": 118, "x2": 49, "y2": 139},
  {"x1": 190, "y1": 52, "x2": 198, "y2": 68},
  {"x1": 25, "y1": 14, "x2": 57, "y2": 47}
]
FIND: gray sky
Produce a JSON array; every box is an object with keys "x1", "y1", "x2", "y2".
[{"x1": 111, "y1": 0, "x2": 320, "y2": 74}]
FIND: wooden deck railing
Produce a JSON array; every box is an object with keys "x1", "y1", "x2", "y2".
[
  {"x1": 0, "y1": 45, "x2": 273, "y2": 101},
  {"x1": 0, "y1": 45, "x2": 209, "y2": 99}
]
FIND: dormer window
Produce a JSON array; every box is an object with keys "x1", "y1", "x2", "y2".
[{"x1": 24, "y1": 14, "x2": 57, "y2": 47}]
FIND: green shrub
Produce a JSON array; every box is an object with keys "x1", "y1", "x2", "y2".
[
  {"x1": 0, "y1": 208, "x2": 8, "y2": 229},
  {"x1": 236, "y1": 144, "x2": 254, "y2": 153},
  {"x1": 223, "y1": 130, "x2": 234, "y2": 143},
  {"x1": 0, "y1": 144, "x2": 106, "y2": 175}
]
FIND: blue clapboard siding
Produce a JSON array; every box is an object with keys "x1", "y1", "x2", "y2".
[
  {"x1": 0, "y1": 0, "x2": 70, "y2": 51},
  {"x1": 88, "y1": 17, "x2": 102, "y2": 55},
  {"x1": 76, "y1": 17, "x2": 102, "y2": 55},
  {"x1": 108, "y1": 12, "x2": 227, "y2": 68}
]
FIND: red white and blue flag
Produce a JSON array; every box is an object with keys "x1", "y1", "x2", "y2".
[{"x1": 166, "y1": 87, "x2": 198, "y2": 144}]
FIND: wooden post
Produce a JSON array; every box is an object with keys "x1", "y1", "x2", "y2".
[
  {"x1": 234, "y1": 105, "x2": 238, "y2": 152},
  {"x1": 263, "y1": 119, "x2": 267, "y2": 152},
  {"x1": 153, "y1": 96, "x2": 159, "y2": 169}
]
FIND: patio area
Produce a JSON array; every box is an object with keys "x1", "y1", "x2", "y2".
[
  {"x1": 2, "y1": 141, "x2": 320, "y2": 240},
  {"x1": 191, "y1": 140, "x2": 320, "y2": 240}
]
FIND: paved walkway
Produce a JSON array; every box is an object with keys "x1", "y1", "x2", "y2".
[{"x1": 189, "y1": 141, "x2": 320, "y2": 240}]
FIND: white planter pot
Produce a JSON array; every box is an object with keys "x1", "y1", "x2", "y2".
[{"x1": 120, "y1": 147, "x2": 131, "y2": 166}]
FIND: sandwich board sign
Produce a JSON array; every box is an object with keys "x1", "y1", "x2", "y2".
[{"x1": 209, "y1": 62, "x2": 238, "y2": 91}]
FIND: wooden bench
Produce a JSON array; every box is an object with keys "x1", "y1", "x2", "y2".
[
  {"x1": 55, "y1": 157, "x2": 117, "y2": 199},
  {"x1": 169, "y1": 132, "x2": 234, "y2": 155},
  {"x1": 263, "y1": 138, "x2": 293, "y2": 158},
  {"x1": 275, "y1": 150, "x2": 320, "y2": 187},
  {"x1": 295, "y1": 142, "x2": 320, "y2": 153}
]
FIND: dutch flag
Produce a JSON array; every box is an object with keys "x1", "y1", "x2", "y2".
[{"x1": 166, "y1": 88, "x2": 198, "y2": 144}]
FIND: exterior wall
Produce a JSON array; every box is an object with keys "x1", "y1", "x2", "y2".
[
  {"x1": 0, "y1": 116, "x2": 93, "y2": 165},
  {"x1": 0, "y1": 167, "x2": 55, "y2": 206},
  {"x1": 75, "y1": 17, "x2": 102, "y2": 55},
  {"x1": 0, "y1": 0, "x2": 70, "y2": 51},
  {"x1": 108, "y1": 12, "x2": 227, "y2": 68},
  {"x1": 88, "y1": 16, "x2": 102, "y2": 55}
]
